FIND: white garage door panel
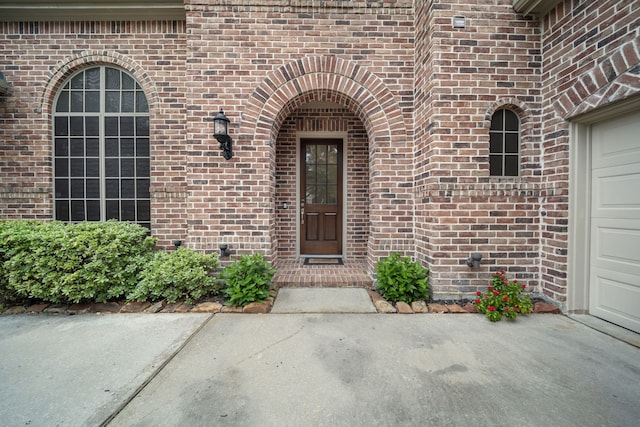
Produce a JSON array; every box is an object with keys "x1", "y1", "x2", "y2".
[
  {"x1": 589, "y1": 109, "x2": 640, "y2": 334},
  {"x1": 591, "y1": 112, "x2": 640, "y2": 168},
  {"x1": 592, "y1": 223, "x2": 640, "y2": 268},
  {"x1": 592, "y1": 170, "x2": 640, "y2": 216},
  {"x1": 591, "y1": 276, "x2": 640, "y2": 331}
]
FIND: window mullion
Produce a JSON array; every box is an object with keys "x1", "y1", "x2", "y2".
[{"x1": 99, "y1": 66, "x2": 107, "y2": 222}]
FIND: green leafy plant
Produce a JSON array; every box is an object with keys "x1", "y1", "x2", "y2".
[
  {"x1": 130, "y1": 247, "x2": 220, "y2": 304},
  {"x1": 221, "y1": 254, "x2": 276, "y2": 307},
  {"x1": 474, "y1": 270, "x2": 533, "y2": 321},
  {"x1": 0, "y1": 220, "x2": 155, "y2": 304},
  {"x1": 375, "y1": 253, "x2": 429, "y2": 303}
]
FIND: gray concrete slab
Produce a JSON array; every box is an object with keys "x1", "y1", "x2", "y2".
[
  {"x1": 109, "y1": 314, "x2": 640, "y2": 427},
  {"x1": 0, "y1": 313, "x2": 210, "y2": 427},
  {"x1": 271, "y1": 287, "x2": 377, "y2": 313}
]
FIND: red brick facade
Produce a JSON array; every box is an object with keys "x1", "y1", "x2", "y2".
[{"x1": 1, "y1": 0, "x2": 639, "y2": 306}]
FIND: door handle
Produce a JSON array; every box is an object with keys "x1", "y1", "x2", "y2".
[{"x1": 301, "y1": 207, "x2": 304, "y2": 225}]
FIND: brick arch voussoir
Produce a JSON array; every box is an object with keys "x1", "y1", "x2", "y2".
[
  {"x1": 556, "y1": 38, "x2": 640, "y2": 119},
  {"x1": 40, "y1": 50, "x2": 159, "y2": 117},
  {"x1": 483, "y1": 98, "x2": 531, "y2": 127},
  {"x1": 240, "y1": 56, "x2": 406, "y2": 148}
]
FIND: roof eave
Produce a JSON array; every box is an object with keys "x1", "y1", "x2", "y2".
[{"x1": 0, "y1": 0, "x2": 185, "y2": 22}]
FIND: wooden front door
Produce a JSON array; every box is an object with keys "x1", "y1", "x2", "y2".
[{"x1": 300, "y1": 138, "x2": 343, "y2": 255}]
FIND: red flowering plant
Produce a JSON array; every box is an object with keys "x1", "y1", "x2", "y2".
[{"x1": 474, "y1": 270, "x2": 532, "y2": 322}]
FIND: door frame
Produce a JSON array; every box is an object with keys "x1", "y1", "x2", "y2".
[
  {"x1": 296, "y1": 132, "x2": 348, "y2": 258},
  {"x1": 568, "y1": 96, "x2": 640, "y2": 314}
]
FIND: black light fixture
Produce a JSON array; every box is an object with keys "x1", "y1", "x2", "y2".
[{"x1": 213, "y1": 109, "x2": 233, "y2": 160}]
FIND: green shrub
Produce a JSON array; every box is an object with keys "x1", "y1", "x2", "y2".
[
  {"x1": 375, "y1": 253, "x2": 430, "y2": 303},
  {"x1": 474, "y1": 270, "x2": 532, "y2": 321},
  {"x1": 221, "y1": 254, "x2": 276, "y2": 306},
  {"x1": 130, "y1": 247, "x2": 220, "y2": 304},
  {"x1": 0, "y1": 220, "x2": 155, "y2": 304}
]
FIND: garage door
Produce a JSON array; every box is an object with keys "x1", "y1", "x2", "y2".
[{"x1": 589, "y1": 109, "x2": 640, "y2": 333}]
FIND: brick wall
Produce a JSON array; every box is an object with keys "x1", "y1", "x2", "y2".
[
  {"x1": 0, "y1": 20, "x2": 189, "y2": 248},
  {"x1": 538, "y1": 0, "x2": 640, "y2": 303},
  {"x1": 182, "y1": 0, "x2": 415, "y2": 266},
  {"x1": 1, "y1": 0, "x2": 638, "y2": 303},
  {"x1": 414, "y1": 0, "x2": 543, "y2": 298}
]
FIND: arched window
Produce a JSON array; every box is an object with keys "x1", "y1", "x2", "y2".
[
  {"x1": 53, "y1": 66, "x2": 150, "y2": 228},
  {"x1": 489, "y1": 108, "x2": 520, "y2": 176}
]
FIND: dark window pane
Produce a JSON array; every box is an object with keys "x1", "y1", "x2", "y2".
[
  {"x1": 70, "y1": 159, "x2": 84, "y2": 177},
  {"x1": 504, "y1": 110, "x2": 519, "y2": 131},
  {"x1": 86, "y1": 200, "x2": 100, "y2": 221},
  {"x1": 86, "y1": 158, "x2": 99, "y2": 177},
  {"x1": 105, "y1": 68, "x2": 120, "y2": 89},
  {"x1": 105, "y1": 138, "x2": 119, "y2": 157},
  {"x1": 121, "y1": 159, "x2": 134, "y2": 177},
  {"x1": 85, "y1": 68, "x2": 100, "y2": 90},
  {"x1": 71, "y1": 200, "x2": 85, "y2": 221},
  {"x1": 86, "y1": 179, "x2": 100, "y2": 198},
  {"x1": 136, "y1": 138, "x2": 149, "y2": 156},
  {"x1": 121, "y1": 200, "x2": 136, "y2": 221},
  {"x1": 136, "y1": 91, "x2": 148, "y2": 112},
  {"x1": 106, "y1": 200, "x2": 120, "y2": 220},
  {"x1": 106, "y1": 179, "x2": 119, "y2": 198},
  {"x1": 54, "y1": 138, "x2": 69, "y2": 157},
  {"x1": 70, "y1": 91, "x2": 83, "y2": 112},
  {"x1": 105, "y1": 159, "x2": 119, "y2": 177},
  {"x1": 136, "y1": 117, "x2": 149, "y2": 136},
  {"x1": 85, "y1": 117, "x2": 99, "y2": 136},
  {"x1": 56, "y1": 91, "x2": 69, "y2": 112},
  {"x1": 86, "y1": 138, "x2": 99, "y2": 157},
  {"x1": 121, "y1": 91, "x2": 134, "y2": 112},
  {"x1": 490, "y1": 109, "x2": 503, "y2": 131},
  {"x1": 70, "y1": 116, "x2": 84, "y2": 136},
  {"x1": 70, "y1": 138, "x2": 84, "y2": 157},
  {"x1": 85, "y1": 91, "x2": 100, "y2": 112},
  {"x1": 71, "y1": 179, "x2": 85, "y2": 198},
  {"x1": 489, "y1": 155, "x2": 502, "y2": 176},
  {"x1": 505, "y1": 133, "x2": 519, "y2": 153},
  {"x1": 54, "y1": 117, "x2": 68, "y2": 136},
  {"x1": 55, "y1": 158, "x2": 69, "y2": 177},
  {"x1": 55, "y1": 179, "x2": 69, "y2": 198},
  {"x1": 120, "y1": 117, "x2": 134, "y2": 136},
  {"x1": 121, "y1": 73, "x2": 134, "y2": 90},
  {"x1": 55, "y1": 138, "x2": 68, "y2": 156},
  {"x1": 70, "y1": 73, "x2": 84, "y2": 89},
  {"x1": 489, "y1": 132, "x2": 503, "y2": 154},
  {"x1": 121, "y1": 179, "x2": 135, "y2": 198},
  {"x1": 55, "y1": 201, "x2": 70, "y2": 221},
  {"x1": 505, "y1": 155, "x2": 519, "y2": 176},
  {"x1": 136, "y1": 179, "x2": 150, "y2": 198},
  {"x1": 105, "y1": 117, "x2": 119, "y2": 136},
  {"x1": 136, "y1": 158, "x2": 150, "y2": 176},
  {"x1": 121, "y1": 138, "x2": 134, "y2": 156},
  {"x1": 137, "y1": 200, "x2": 150, "y2": 221},
  {"x1": 105, "y1": 91, "x2": 120, "y2": 112}
]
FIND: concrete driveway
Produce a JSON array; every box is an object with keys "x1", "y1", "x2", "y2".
[{"x1": 1, "y1": 311, "x2": 639, "y2": 427}]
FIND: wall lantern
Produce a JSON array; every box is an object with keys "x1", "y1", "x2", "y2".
[
  {"x1": 213, "y1": 109, "x2": 233, "y2": 160},
  {"x1": 0, "y1": 71, "x2": 8, "y2": 95}
]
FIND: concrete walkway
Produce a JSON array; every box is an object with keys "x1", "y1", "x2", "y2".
[{"x1": 1, "y1": 289, "x2": 639, "y2": 426}]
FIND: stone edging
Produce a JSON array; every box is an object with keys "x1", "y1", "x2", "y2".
[{"x1": 2, "y1": 289, "x2": 561, "y2": 316}]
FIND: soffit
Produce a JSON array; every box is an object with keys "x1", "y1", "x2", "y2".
[
  {"x1": 0, "y1": 0, "x2": 185, "y2": 22},
  {"x1": 513, "y1": 0, "x2": 562, "y2": 17}
]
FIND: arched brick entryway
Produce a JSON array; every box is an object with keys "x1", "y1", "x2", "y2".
[{"x1": 239, "y1": 55, "x2": 412, "y2": 270}]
